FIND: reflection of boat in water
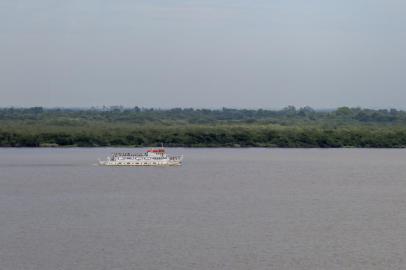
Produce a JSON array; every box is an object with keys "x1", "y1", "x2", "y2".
[{"x1": 98, "y1": 148, "x2": 183, "y2": 166}]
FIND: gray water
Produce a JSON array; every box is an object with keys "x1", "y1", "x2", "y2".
[{"x1": 1, "y1": 148, "x2": 406, "y2": 270}]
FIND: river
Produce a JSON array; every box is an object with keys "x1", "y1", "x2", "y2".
[{"x1": 1, "y1": 148, "x2": 405, "y2": 269}]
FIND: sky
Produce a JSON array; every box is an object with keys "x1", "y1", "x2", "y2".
[{"x1": 0, "y1": 0, "x2": 405, "y2": 109}]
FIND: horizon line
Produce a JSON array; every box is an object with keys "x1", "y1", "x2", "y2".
[{"x1": 0, "y1": 106, "x2": 405, "y2": 111}]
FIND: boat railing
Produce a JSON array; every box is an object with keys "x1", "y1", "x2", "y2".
[{"x1": 112, "y1": 153, "x2": 145, "y2": 157}]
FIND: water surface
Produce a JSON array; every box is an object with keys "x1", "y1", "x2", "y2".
[{"x1": 1, "y1": 148, "x2": 406, "y2": 270}]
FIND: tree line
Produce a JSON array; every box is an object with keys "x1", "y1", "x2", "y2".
[{"x1": 1, "y1": 106, "x2": 406, "y2": 147}]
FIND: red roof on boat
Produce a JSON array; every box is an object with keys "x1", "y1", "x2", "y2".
[{"x1": 147, "y1": 149, "x2": 165, "y2": 153}]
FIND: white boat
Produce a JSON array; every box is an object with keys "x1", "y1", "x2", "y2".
[{"x1": 98, "y1": 148, "x2": 183, "y2": 166}]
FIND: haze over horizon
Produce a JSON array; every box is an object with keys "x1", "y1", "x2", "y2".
[{"x1": 1, "y1": 0, "x2": 405, "y2": 109}]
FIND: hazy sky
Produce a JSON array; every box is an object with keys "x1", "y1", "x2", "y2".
[{"x1": 1, "y1": 0, "x2": 405, "y2": 108}]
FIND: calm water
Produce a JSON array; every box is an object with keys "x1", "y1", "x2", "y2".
[{"x1": 1, "y1": 148, "x2": 406, "y2": 270}]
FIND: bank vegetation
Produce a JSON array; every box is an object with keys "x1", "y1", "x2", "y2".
[{"x1": 1, "y1": 106, "x2": 406, "y2": 148}]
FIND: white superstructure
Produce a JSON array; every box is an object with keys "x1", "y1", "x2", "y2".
[{"x1": 98, "y1": 148, "x2": 183, "y2": 166}]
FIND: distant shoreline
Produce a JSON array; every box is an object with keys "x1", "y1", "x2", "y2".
[
  {"x1": 2, "y1": 107, "x2": 406, "y2": 148},
  {"x1": 1, "y1": 145, "x2": 406, "y2": 149}
]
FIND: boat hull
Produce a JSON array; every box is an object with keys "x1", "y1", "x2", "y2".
[{"x1": 98, "y1": 160, "x2": 182, "y2": 166}]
